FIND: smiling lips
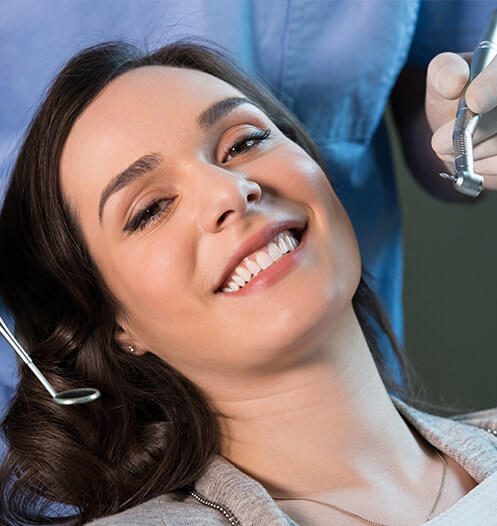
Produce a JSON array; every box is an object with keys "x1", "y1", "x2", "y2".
[{"x1": 220, "y1": 230, "x2": 301, "y2": 293}]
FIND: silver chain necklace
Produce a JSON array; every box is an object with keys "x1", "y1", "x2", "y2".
[{"x1": 273, "y1": 449, "x2": 447, "y2": 526}]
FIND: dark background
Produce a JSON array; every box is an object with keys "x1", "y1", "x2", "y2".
[{"x1": 387, "y1": 108, "x2": 497, "y2": 412}]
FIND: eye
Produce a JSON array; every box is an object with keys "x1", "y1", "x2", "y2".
[
  {"x1": 223, "y1": 129, "x2": 271, "y2": 163},
  {"x1": 125, "y1": 198, "x2": 173, "y2": 233}
]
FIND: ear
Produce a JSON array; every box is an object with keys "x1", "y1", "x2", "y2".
[{"x1": 114, "y1": 322, "x2": 146, "y2": 356}]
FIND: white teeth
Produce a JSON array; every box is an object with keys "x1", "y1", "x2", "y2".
[
  {"x1": 268, "y1": 242, "x2": 283, "y2": 262},
  {"x1": 256, "y1": 251, "x2": 273, "y2": 270},
  {"x1": 228, "y1": 281, "x2": 240, "y2": 292},
  {"x1": 285, "y1": 234, "x2": 298, "y2": 250},
  {"x1": 232, "y1": 275, "x2": 245, "y2": 287},
  {"x1": 236, "y1": 266, "x2": 252, "y2": 282},
  {"x1": 246, "y1": 259, "x2": 261, "y2": 276},
  {"x1": 277, "y1": 235, "x2": 290, "y2": 254},
  {"x1": 220, "y1": 229, "x2": 302, "y2": 293}
]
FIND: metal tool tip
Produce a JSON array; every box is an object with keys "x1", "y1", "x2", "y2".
[{"x1": 439, "y1": 172, "x2": 457, "y2": 181}]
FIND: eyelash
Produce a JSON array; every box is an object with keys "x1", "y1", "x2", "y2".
[
  {"x1": 125, "y1": 129, "x2": 271, "y2": 234},
  {"x1": 223, "y1": 129, "x2": 271, "y2": 162},
  {"x1": 125, "y1": 198, "x2": 172, "y2": 233}
]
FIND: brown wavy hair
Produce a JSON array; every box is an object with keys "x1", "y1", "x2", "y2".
[{"x1": 0, "y1": 41, "x2": 413, "y2": 525}]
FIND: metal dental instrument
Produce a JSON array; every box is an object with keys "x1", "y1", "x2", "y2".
[
  {"x1": 439, "y1": 9, "x2": 497, "y2": 197},
  {"x1": 0, "y1": 314, "x2": 100, "y2": 405}
]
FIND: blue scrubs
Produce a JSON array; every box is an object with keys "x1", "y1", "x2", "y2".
[{"x1": 0, "y1": 0, "x2": 493, "y2": 405}]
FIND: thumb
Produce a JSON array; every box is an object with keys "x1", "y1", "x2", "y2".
[
  {"x1": 466, "y1": 55, "x2": 497, "y2": 114},
  {"x1": 427, "y1": 52, "x2": 470, "y2": 100}
]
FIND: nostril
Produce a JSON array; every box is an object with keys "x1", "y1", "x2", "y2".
[
  {"x1": 247, "y1": 192, "x2": 258, "y2": 203},
  {"x1": 217, "y1": 210, "x2": 231, "y2": 226}
]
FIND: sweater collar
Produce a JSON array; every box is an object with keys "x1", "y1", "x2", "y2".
[
  {"x1": 193, "y1": 454, "x2": 296, "y2": 525},
  {"x1": 193, "y1": 399, "x2": 497, "y2": 525},
  {"x1": 392, "y1": 398, "x2": 497, "y2": 483}
]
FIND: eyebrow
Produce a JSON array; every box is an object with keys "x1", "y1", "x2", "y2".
[
  {"x1": 98, "y1": 97, "x2": 258, "y2": 223},
  {"x1": 197, "y1": 97, "x2": 257, "y2": 129},
  {"x1": 98, "y1": 153, "x2": 162, "y2": 222}
]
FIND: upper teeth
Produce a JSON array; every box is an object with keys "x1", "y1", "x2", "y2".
[{"x1": 221, "y1": 230, "x2": 300, "y2": 293}]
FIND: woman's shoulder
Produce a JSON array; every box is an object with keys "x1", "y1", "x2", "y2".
[{"x1": 85, "y1": 492, "x2": 228, "y2": 526}]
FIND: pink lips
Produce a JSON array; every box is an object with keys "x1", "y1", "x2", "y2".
[{"x1": 214, "y1": 219, "x2": 307, "y2": 293}]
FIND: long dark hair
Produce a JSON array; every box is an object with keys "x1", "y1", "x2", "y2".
[{"x1": 0, "y1": 41, "x2": 414, "y2": 525}]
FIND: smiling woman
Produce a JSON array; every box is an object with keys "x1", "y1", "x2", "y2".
[{"x1": 0, "y1": 42, "x2": 495, "y2": 526}]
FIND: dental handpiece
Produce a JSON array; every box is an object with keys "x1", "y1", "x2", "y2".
[{"x1": 439, "y1": 9, "x2": 497, "y2": 197}]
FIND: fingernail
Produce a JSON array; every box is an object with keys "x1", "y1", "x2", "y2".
[
  {"x1": 467, "y1": 84, "x2": 493, "y2": 114},
  {"x1": 434, "y1": 57, "x2": 469, "y2": 98}
]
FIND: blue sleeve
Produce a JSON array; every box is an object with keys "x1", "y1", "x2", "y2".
[{"x1": 407, "y1": 0, "x2": 497, "y2": 68}]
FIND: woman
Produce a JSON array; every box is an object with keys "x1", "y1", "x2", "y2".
[{"x1": 0, "y1": 41, "x2": 496, "y2": 526}]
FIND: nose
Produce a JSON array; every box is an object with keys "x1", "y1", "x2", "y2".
[{"x1": 194, "y1": 165, "x2": 262, "y2": 233}]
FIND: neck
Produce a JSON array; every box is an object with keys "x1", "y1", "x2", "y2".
[{"x1": 212, "y1": 305, "x2": 424, "y2": 498}]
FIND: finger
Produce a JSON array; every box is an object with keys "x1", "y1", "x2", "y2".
[
  {"x1": 431, "y1": 108, "x2": 497, "y2": 158},
  {"x1": 483, "y1": 173, "x2": 497, "y2": 191},
  {"x1": 466, "y1": 55, "x2": 497, "y2": 114},
  {"x1": 431, "y1": 121, "x2": 454, "y2": 156},
  {"x1": 434, "y1": 151, "x2": 456, "y2": 165},
  {"x1": 472, "y1": 135, "x2": 497, "y2": 161},
  {"x1": 432, "y1": 130, "x2": 497, "y2": 171},
  {"x1": 427, "y1": 52, "x2": 470, "y2": 100},
  {"x1": 426, "y1": 53, "x2": 470, "y2": 132},
  {"x1": 475, "y1": 104, "x2": 497, "y2": 142},
  {"x1": 474, "y1": 154, "x2": 497, "y2": 176}
]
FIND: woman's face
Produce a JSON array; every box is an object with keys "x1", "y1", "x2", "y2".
[{"x1": 59, "y1": 65, "x2": 361, "y2": 388}]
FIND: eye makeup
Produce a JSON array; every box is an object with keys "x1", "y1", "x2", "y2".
[
  {"x1": 222, "y1": 128, "x2": 271, "y2": 163},
  {"x1": 124, "y1": 197, "x2": 175, "y2": 233}
]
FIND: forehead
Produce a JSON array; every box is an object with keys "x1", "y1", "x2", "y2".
[
  {"x1": 59, "y1": 66, "x2": 246, "y2": 209},
  {"x1": 65, "y1": 65, "x2": 245, "y2": 148},
  {"x1": 100, "y1": 65, "x2": 244, "y2": 113}
]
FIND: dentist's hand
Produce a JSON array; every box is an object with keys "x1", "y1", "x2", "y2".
[{"x1": 426, "y1": 51, "x2": 497, "y2": 191}]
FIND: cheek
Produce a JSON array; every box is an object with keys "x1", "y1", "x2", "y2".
[
  {"x1": 334, "y1": 204, "x2": 362, "y2": 297},
  {"x1": 97, "y1": 231, "x2": 197, "y2": 328},
  {"x1": 263, "y1": 142, "x2": 361, "y2": 298},
  {"x1": 290, "y1": 152, "x2": 362, "y2": 311},
  {"x1": 274, "y1": 146, "x2": 335, "y2": 204}
]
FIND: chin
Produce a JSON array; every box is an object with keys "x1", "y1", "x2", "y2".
[{"x1": 231, "y1": 279, "x2": 355, "y2": 367}]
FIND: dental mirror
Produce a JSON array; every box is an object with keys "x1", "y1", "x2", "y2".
[{"x1": 0, "y1": 314, "x2": 100, "y2": 405}]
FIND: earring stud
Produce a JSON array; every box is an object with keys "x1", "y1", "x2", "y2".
[{"x1": 128, "y1": 345, "x2": 135, "y2": 353}]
